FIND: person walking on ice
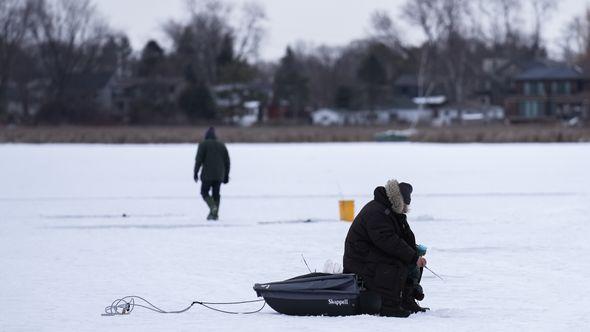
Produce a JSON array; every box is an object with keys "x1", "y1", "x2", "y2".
[
  {"x1": 194, "y1": 127, "x2": 230, "y2": 220},
  {"x1": 343, "y1": 179, "x2": 428, "y2": 317}
]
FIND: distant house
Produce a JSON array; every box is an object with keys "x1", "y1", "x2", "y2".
[
  {"x1": 212, "y1": 83, "x2": 247, "y2": 109},
  {"x1": 391, "y1": 74, "x2": 448, "y2": 124},
  {"x1": 504, "y1": 63, "x2": 590, "y2": 122},
  {"x1": 344, "y1": 110, "x2": 391, "y2": 125},
  {"x1": 391, "y1": 75, "x2": 421, "y2": 121},
  {"x1": 212, "y1": 82, "x2": 271, "y2": 125},
  {"x1": 3, "y1": 72, "x2": 121, "y2": 122},
  {"x1": 237, "y1": 100, "x2": 260, "y2": 127},
  {"x1": 391, "y1": 95, "x2": 446, "y2": 124},
  {"x1": 64, "y1": 72, "x2": 119, "y2": 111},
  {"x1": 4, "y1": 79, "x2": 50, "y2": 119},
  {"x1": 311, "y1": 108, "x2": 392, "y2": 126},
  {"x1": 433, "y1": 102, "x2": 504, "y2": 126},
  {"x1": 113, "y1": 76, "x2": 186, "y2": 116},
  {"x1": 311, "y1": 108, "x2": 344, "y2": 126},
  {"x1": 393, "y1": 74, "x2": 420, "y2": 99},
  {"x1": 476, "y1": 58, "x2": 565, "y2": 107}
]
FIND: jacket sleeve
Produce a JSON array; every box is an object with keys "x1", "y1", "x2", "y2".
[
  {"x1": 194, "y1": 144, "x2": 204, "y2": 178},
  {"x1": 365, "y1": 211, "x2": 417, "y2": 265},
  {"x1": 223, "y1": 144, "x2": 230, "y2": 179}
]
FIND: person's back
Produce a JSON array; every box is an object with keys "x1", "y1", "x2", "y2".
[
  {"x1": 194, "y1": 127, "x2": 230, "y2": 220},
  {"x1": 196, "y1": 139, "x2": 229, "y2": 182}
]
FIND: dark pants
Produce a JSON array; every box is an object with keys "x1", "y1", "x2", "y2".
[
  {"x1": 201, "y1": 180, "x2": 221, "y2": 205},
  {"x1": 359, "y1": 264, "x2": 424, "y2": 307},
  {"x1": 362, "y1": 262, "x2": 408, "y2": 307}
]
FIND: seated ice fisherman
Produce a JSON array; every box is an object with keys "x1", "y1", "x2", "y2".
[{"x1": 343, "y1": 179, "x2": 427, "y2": 317}]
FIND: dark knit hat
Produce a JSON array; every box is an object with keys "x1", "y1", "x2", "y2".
[
  {"x1": 204, "y1": 127, "x2": 216, "y2": 140},
  {"x1": 399, "y1": 182, "x2": 413, "y2": 205}
]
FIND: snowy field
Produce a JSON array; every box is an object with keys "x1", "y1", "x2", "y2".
[{"x1": 1, "y1": 143, "x2": 589, "y2": 331}]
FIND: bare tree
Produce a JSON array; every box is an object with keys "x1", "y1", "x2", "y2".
[
  {"x1": 29, "y1": 0, "x2": 109, "y2": 99},
  {"x1": 297, "y1": 45, "x2": 341, "y2": 109},
  {"x1": 402, "y1": 0, "x2": 436, "y2": 99},
  {"x1": 401, "y1": 0, "x2": 444, "y2": 98},
  {"x1": 234, "y1": 1, "x2": 266, "y2": 62},
  {"x1": 369, "y1": 10, "x2": 405, "y2": 52},
  {"x1": 165, "y1": 0, "x2": 231, "y2": 83},
  {"x1": 478, "y1": 0, "x2": 524, "y2": 46},
  {"x1": 0, "y1": 0, "x2": 33, "y2": 112},
  {"x1": 402, "y1": 0, "x2": 478, "y2": 104},
  {"x1": 529, "y1": 0, "x2": 557, "y2": 55},
  {"x1": 440, "y1": 0, "x2": 475, "y2": 102},
  {"x1": 165, "y1": 0, "x2": 266, "y2": 84},
  {"x1": 561, "y1": 8, "x2": 590, "y2": 68}
]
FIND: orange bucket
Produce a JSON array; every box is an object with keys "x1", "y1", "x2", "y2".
[{"x1": 339, "y1": 200, "x2": 355, "y2": 222}]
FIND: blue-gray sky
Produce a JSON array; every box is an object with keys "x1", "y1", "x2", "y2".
[{"x1": 97, "y1": 0, "x2": 589, "y2": 60}]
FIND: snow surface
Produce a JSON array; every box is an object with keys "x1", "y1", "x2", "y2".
[{"x1": 1, "y1": 143, "x2": 589, "y2": 331}]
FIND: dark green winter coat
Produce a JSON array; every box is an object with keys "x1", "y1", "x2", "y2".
[{"x1": 194, "y1": 138, "x2": 230, "y2": 182}]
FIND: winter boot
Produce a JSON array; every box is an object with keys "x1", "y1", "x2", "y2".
[
  {"x1": 414, "y1": 284, "x2": 425, "y2": 301},
  {"x1": 205, "y1": 197, "x2": 218, "y2": 220},
  {"x1": 401, "y1": 299, "x2": 428, "y2": 313},
  {"x1": 211, "y1": 198, "x2": 219, "y2": 220},
  {"x1": 380, "y1": 298, "x2": 412, "y2": 318},
  {"x1": 402, "y1": 285, "x2": 428, "y2": 313}
]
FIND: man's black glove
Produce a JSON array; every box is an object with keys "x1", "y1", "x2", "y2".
[
  {"x1": 223, "y1": 175, "x2": 229, "y2": 184},
  {"x1": 194, "y1": 173, "x2": 199, "y2": 183}
]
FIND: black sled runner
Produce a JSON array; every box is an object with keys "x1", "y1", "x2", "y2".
[{"x1": 253, "y1": 273, "x2": 381, "y2": 316}]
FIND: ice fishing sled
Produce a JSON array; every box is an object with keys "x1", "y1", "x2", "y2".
[{"x1": 253, "y1": 273, "x2": 381, "y2": 316}]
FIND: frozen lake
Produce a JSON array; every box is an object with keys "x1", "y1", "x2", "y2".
[{"x1": 1, "y1": 143, "x2": 589, "y2": 331}]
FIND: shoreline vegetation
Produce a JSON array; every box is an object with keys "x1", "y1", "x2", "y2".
[{"x1": 1, "y1": 125, "x2": 589, "y2": 144}]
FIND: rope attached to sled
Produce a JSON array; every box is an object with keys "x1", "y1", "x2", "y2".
[{"x1": 103, "y1": 296, "x2": 265, "y2": 316}]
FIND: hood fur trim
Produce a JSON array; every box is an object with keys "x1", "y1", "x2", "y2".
[{"x1": 384, "y1": 179, "x2": 406, "y2": 214}]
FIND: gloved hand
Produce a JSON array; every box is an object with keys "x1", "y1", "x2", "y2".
[
  {"x1": 416, "y1": 257, "x2": 427, "y2": 268},
  {"x1": 223, "y1": 175, "x2": 229, "y2": 184},
  {"x1": 194, "y1": 173, "x2": 199, "y2": 183}
]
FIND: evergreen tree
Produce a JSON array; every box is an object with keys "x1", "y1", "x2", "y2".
[
  {"x1": 217, "y1": 33, "x2": 235, "y2": 67},
  {"x1": 138, "y1": 40, "x2": 165, "y2": 77},
  {"x1": 357, "y1": 52, "x2": 386, "y2": 110},
  {"x1": 179, "y1": 83, "x2": 217, "y2": 120},
  {"x1": 183, "y1": 64, "x2": 198, "y2": 84},
  {"x1": 334, "y1": 85, "x2": 354, "y2": 110},
  {"x1": 273, "y1": 47, "x2": 309, "y2": 119},
  {"x1": 97, "y1": 35, "x2": 132, "y2": 75}
]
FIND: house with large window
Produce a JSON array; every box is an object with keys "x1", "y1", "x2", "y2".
[{"x1": 504, "y1": 64, "x2": 590, "y2": 122}]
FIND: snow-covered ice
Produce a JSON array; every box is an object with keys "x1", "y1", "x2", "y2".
[{"x1": 1, "y1": 143, "x2": 589, "y2": 331}]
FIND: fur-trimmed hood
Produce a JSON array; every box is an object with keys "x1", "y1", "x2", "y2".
[{"x1": 384, "y1": 179, "x2": 407, "y2": 214}]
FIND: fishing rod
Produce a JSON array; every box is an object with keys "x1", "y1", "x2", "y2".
[
  {"x1": 417, "y1": 244, "x2": 444, "y2": 282},
  {"x1": 424, "y1": 266, "x2": 445, "y2": 282}
]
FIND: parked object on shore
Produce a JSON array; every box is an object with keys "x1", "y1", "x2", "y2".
[
  {"x1": 432, "y1": 105, "x2": 505, "y2": 126},
  {"x1": 374, "y1": 128, "x2": 418, "y2": 142},
  {"x1": 311, "y1": 109, "x2": 344, "y2": 126},
  {"x1": 231, "y1": 101, "x2": 260, "y2": 127}
]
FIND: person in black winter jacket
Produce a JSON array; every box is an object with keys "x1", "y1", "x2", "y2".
[
  {"x1": 343, "y1": 179, "x2": 427, "y2": 317},
  {"x1": 194, "y1": 127, "x2": 230, "y2": 220}
]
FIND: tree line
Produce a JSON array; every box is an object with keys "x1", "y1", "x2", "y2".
[{"x1": 1, "y1": 0, "x2": 590, "y2": 125}]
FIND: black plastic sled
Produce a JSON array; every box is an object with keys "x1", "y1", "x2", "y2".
[{"x1": 253, "y1": 273, "x2": 381, "y2": 316}]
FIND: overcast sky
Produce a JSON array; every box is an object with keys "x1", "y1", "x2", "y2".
[{"x1": 96, "y1": 0, "x2": 590, "y2": 61}]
